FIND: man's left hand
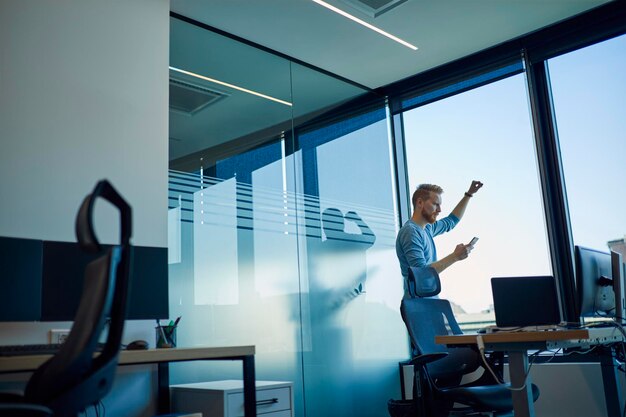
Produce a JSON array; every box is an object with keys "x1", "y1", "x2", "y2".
[{"x1": 467, "y1": 180, "x2": 483, "y2": 196}]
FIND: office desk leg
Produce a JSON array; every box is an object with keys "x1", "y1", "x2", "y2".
[
  {"x1": 600, "y1": 347, "x2": 623, "y2": 417},
  {"x1": 243, "y1": 354, "x2": 257, "y2": 417},
  {"x1": 508, "y1": 351, "x2": 535, "y2": 417},
  {"x1": 157, "y1": 362, "x2": 170, "y2": 414}
]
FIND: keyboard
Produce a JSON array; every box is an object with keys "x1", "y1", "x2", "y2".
[{"x1": 0, "y1": 343, "x2": 63, "y2": 356}]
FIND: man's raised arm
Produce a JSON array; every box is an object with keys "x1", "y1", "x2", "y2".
[{"x1": 451, "y1": 180, "x2": 483, "y2": 220}]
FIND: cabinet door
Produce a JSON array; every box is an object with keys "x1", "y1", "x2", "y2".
[{"x1": 228, "y1": 386, "x2": 291, "y2": 417}]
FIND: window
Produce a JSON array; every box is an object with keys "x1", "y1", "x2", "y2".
[
  {"x1": 402, "y1": 74, "x2": 552, "y2": 326},
  {"x1": 548, "y1": 34, "x2": 626, "y2": 254}
]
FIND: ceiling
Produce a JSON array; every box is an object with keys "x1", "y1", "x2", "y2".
[
  {"x1": 170, "y1": 0, "x2": 611, "y2": 90},
  {"x1": 168, "y1": 0, "x2": 611, "y2": 168}
]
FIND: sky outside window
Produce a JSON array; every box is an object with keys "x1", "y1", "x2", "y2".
[
  {"x1": 548, "y1": 34, "x2": 626, "y2": 251},
  {"x1": 403, "y1": 73, "x2": 552, "y2": 315}
]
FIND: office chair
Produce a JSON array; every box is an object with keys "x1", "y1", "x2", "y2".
[
  {"x1": 0, "y1": 180, "x2": 133, "y2": 417},
  {"x1": 400, "y1": 267, "x2": 539, "y2": 417}
]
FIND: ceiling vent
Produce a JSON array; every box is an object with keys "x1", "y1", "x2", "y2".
[
  {"x1": 338, "y1": 0, "x2": 408, "y2": 17},
  {"x1": 169, "y1": 78, "x2": 228, "y2": 116}
]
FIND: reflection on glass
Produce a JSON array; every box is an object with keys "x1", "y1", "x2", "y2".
[
  {"x1": 194, "y1": 178, "x2": 239, "y2": 305},
  {"x1": 168, "y1": 205, "x2": 181, "y2": 264},
  {"x1": 169, "y1": 17, "x2": 293, "y2": 163},
  {"x1": 403, "y1": 74, "x2": 552, "y2": 324},
  {"x1": 168, "y1": 15, "x2": 303, "y2": 410},
  {"x1": 252, "y1": 156, "x2": 300, "y2": 298},
  {"x1": 548, "y1": 34, "x2": 626, "y2": 252},
  {"x1": 314, "y1": 208, "x2": 375, "y2": 293},
  {"x1": 298, "y1": 110, "x2": 407, "y2": 417},
  {"x1": 168, "y1": 15, "x2": 388, "y2": 417}
]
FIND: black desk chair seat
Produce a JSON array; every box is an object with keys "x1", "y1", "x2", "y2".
[
  {"x1": 401, "y1": 267, "x2": 539, "y2": 417},
  {"x1": 0, "y1": 180, "x2": 133, "y2": 417}
]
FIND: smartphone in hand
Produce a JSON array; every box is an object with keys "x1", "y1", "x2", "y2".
[{"x1": 468, "y1": 237, "x2": 479, "y2": 246}]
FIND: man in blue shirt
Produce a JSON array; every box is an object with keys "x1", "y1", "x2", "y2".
[{"x1": 396, "y1": 181, "x2": 483, "y2": 298}]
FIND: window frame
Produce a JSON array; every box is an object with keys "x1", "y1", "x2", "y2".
[{"x1": 386, "y1": 1, "x2": 626, "y2": 325}]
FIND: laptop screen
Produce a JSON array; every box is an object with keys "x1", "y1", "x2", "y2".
[{"x1": 491, "y1": 276, "x2": 561, "y2": 328}]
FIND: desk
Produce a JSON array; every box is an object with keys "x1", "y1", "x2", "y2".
[
  {"x1": 0, "y1": 346, "x2": 257, "y2": 417},
  {"x1": 436, "y1": 328, "x2": 623, "y2": 417}
]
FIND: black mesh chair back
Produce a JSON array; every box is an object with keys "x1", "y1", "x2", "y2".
[{"x1": 21, "y1": 180, "x2": 131, "y2": 417}]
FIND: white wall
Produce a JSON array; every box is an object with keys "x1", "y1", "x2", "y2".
[
  {"x1": 0, "y1": 2, "x2": 169, "y2": 415},
  {"x1": 0, "y1": 0, "x2": 169, "y2": 247}
]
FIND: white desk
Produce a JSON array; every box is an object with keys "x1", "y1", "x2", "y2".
[{"x1": 0, "y1": 346, "x2": 257, "y2": 416}]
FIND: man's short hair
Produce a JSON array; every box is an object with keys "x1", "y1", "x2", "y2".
[{"x1": 412, "y1": 184, "x2": 443, "y2": 209}]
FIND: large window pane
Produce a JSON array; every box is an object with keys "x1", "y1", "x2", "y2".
[
  {"x1": 403, "y1": 74, "x2": 552, "y2": 325},
  {"x1": 548, "y1": 34, "x2": 626, "y2": 255}
]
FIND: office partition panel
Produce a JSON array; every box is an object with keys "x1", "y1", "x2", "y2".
[
  {"x1": 294, "y1": 104, "x2": 408, "y2": 417},
  {"x1": 167, "y1": 15, "x2": 390, "y2": 417}
]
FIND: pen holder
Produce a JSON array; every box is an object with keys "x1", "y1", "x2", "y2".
[{"x1": 155, "y1": 325, "x2": 177, "y2": 348}]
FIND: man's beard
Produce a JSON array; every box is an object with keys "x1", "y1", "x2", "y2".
[{"x1": 422, "y1": 208, "x2": 437, "y2": 224}]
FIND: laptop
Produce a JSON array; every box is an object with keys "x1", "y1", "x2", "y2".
[{"x1": 490, "y1": 276, "x2": 561, "y2": 328}]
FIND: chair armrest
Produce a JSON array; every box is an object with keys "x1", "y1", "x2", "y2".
[
  {"x1": 0, "y1": 403, "x2": 53, "y2": 417},
  {"x1": 409, "y1": 352, "x2": 448, "y2": 367}
]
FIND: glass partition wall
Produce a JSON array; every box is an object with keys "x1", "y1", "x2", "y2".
[
  {"x1": 167, "y1": 9, "x2": 626, "y2": 417},
  {"x1": 167, "y1": 15, "x2": 408, "y2": 417}
]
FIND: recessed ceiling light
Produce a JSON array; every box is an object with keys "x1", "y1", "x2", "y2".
[
  {"x1": 311, "y1": 0, "x2": 418, "y2": 51},
  {"x1": 169, "y1": 66, "x2": 293, "y2": 107}
]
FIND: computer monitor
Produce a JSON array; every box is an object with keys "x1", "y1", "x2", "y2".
[
  {"x1": 0, "y1": 237, "x2": 43, "y2": 321},
  {"x1": 575, "y1": 245, "x2": 613, "y2": 318},
  {"x1": 0, "y1": 236, "x2": 168, "y2": 321},
  {"x1": 612, "y1": 250, "x2": 625, "y2": 322},
  {"x1": 42, "y1": 242, "x2": 169, "y2": 321}
]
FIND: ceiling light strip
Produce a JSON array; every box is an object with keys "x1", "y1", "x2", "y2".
[
  {"x1": 169, "y1": 66, "x2": 293, "y2": 107},
  {"x1": 311, "y1": 0, "x2": 417, "y2": 51}
]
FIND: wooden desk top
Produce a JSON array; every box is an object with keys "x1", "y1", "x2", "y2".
[
  {"x1": 435, "y1": 329, "x2": 590, "y2": 346},
  {"x1": 0, "y1": 345, "x2": 255, "y2": 374}
]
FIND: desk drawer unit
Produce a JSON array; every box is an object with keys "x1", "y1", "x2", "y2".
[{"x1": 171, "y1": 380, "x2": 293, "y2": 417}]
